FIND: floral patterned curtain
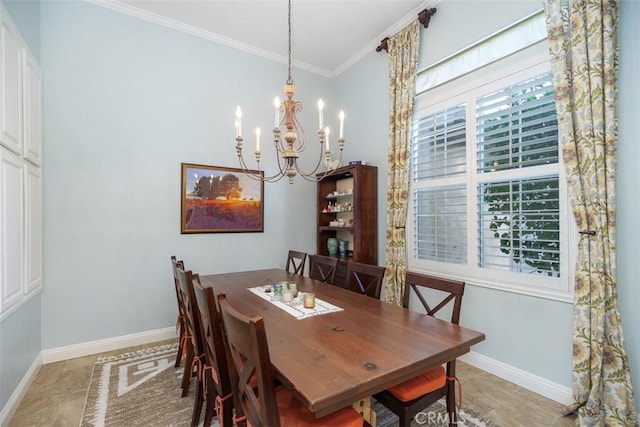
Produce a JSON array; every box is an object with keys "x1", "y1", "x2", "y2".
[
  {"x1": 544, "y1": 0, "x2": 637, "y2": 424},
  {"x1": 384, "y1": 21, "x2": 420, "y2": 305}
]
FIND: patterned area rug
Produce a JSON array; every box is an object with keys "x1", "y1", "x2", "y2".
[
  {"x1": 80, "y1": 343, "x2": 500, "y2": 426},
  {"x1": 80, "y1": 343, "x2": 199, "y2": 427}
]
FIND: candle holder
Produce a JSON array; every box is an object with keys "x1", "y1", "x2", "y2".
[{"x1": 303, "y1": 293, "x2": 316, "y2": 309}]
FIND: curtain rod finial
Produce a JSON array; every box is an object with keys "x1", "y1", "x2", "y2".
[
  {"x1": 376, "y1": 8, "x2": 436, "y2": 54},
  {"x1": 376, "y1": 37, "x2": 389, "y2": 53},
  {"x1": 418, "y1": 7, "x2": 437, "y2": 29}
]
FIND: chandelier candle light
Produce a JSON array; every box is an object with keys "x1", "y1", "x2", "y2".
[{"x1": 234, "y1": 0, "x2": 345, "y2": 184}]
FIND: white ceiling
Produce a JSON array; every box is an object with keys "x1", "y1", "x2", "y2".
[{"x1": 90, "y1": 0, "x2": 437, "y2": 77}]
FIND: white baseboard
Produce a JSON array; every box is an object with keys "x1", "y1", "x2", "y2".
[
  {"x1": 41, "y1": 327, "x2": 178, "y2": 364},
  {"x1": 0, "y1": 352, "x2": 42, "y2": 426},
  {"x1": 460, "y1": 351, "x2": 573, "y2": 406}
]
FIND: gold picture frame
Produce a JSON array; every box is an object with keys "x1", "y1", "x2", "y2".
[{"x1": 180, "y1": 163, "x2": 264, "y2": 233}]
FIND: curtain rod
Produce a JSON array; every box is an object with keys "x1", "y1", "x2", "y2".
[{"x1": 376, "y1": 8, "x2": 437, "y2": 53}]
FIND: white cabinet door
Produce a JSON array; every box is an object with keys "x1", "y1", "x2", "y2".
[
  {"x1": 24, "y1": 162, "x2": 41, "y2": 294},
  {"x1": 0, "y1": 15, "x2": 22, "y2": 154},
  {"x1": 0, "y1": 146, "x2": 24, "y2": 312},
  {"x1": 23, "y1": 49, "x2": 42, "y2": 165}
]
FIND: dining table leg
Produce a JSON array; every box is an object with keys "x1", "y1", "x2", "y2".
[{"x1": 352, "y1": 397, "x2": 376, "y2": 427}]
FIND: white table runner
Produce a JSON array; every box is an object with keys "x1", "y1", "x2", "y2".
[{"x1": 248, "y1": 286, "x2": 343, "y2": 319}]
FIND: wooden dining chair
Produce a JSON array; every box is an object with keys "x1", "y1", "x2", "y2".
[
  {"x1": 373, "y1": 272, "x2": 465, "y2": 427},
  {"x1": 344, "y1": 261, "x2": 385, "y2": 299},
  {"x1": 285, "y1": 250, "x2": 307, "y2": 275},
  {"x1": 217, "y1": 293, "x2": 363, "y2": 427},
  {"x1": 308, "y1": 254, "x2": 338, "y2": 283},
  {"x1": 170, "y1": 256, "x2": 187, "y2": 368},
  {"x1": 176, "y1": 266, "x2": 206, "y2": 399},
  {"x1": 191, "y1": 275, "x2": 234, "y2": 427}
]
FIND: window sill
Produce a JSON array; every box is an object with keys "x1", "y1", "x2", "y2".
[
  {"x1": 465, "y1": 278, "x2": 574, "y2": 303},
  {"x1": 407, "y1": 266, "x2": 573, "y2": 303}
]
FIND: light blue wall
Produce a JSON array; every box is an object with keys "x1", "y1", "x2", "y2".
[
  {"x1": 40, "y1": 1, "x2": 331, "y2": 348},
  {"x1": 0, "y1": 297, "x2": 41, "y2": 410},
  {"x1": 2, "y1": 0, "x2": 40, "y2": 63},
  {"x1": 333, "y1": 51, "x2": 389, "y2": 268},
  {"x1": 616, "y1": 0, "x2": 640, "y2": 413},
  {"x1": 0, "y1": 0, "x2": 42, "y2": 412}
]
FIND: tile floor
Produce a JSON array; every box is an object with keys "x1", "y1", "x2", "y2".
[{"x1": 7, "y1": 339, "x2": 577, "y2": 426}]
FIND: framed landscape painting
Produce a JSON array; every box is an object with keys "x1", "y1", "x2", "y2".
[{"x1": 181, "y1": 163, "x2": 264, "y2": 233}]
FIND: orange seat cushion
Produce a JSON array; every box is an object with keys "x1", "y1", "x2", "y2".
[
  {"x1": 275, "y1": 386, "x2": 362, "y2": 427},
  {"x1": 387, "y1": 365, "x2": 446, "y2": 402}
]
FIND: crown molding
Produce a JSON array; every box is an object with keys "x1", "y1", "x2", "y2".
[
  {"x1": 85, "y1": 0, "x2": 333, "y2": 78},
  {"x1": 86, "y1": 0, "x2": 440, "y2": 79}
]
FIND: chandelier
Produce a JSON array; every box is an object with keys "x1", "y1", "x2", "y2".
[{"x1": 234, "y1": 0, "x2": 344, "y2": 184}]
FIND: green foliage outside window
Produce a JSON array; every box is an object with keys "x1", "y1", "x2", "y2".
[{"x1": 479, "y1": 78, "x2": 560, "y2": 275}]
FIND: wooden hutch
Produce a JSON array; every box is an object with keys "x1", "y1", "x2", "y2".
[{"x1": 316, "y1": 164, "x2": 378, "y2": 286}]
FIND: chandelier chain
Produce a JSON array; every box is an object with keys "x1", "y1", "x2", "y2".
[{"x1": 286, "y1": 0, "x2": 293, "y2": 85}]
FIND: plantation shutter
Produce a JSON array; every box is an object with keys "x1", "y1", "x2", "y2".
[
  {"x1": 414, "y1": 186, "x2": 467, "y2": 263},
  {"x1": 411, "y1": 104, "x2": 467, "y2": 263},
  {"x1": 476, "y1": 72, "x2": 558, "y2": 173},
  {"x1": 475, "y1": 72, "x2": 560, "y2": 276},
  {"x1": 412, "y1": 104, "x2": 466, "y2": 180}
]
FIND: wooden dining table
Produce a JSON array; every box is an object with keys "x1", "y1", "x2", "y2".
[{"x1": 199, "y1": 268, "x2": 485, "y2": 419}]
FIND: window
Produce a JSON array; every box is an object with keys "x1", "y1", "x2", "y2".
[{"x1": 408, "y1": 45, "x2": 573, "y2": 301}]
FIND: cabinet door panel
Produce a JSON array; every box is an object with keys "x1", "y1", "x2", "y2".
[
  {"x1": 0, "y1": 146, "x2": 24, "y2": 312},
  {"x1": 24, "y1": 162, "x2": 41, "y2": 293},
  {"x1": 0, "y1": 17, "x2": 22, "y2": 154},
  {"x1": 23, "y1": 49, "x2": 42, "y2": 165}
]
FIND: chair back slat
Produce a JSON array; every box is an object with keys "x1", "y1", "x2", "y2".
[
  {"x1": 171, "y1": 256, "x2": 186, "y2": 319},
  {"x1": 345, "y1": 261, "x2": 385, "y2": 299},
  {"x1": 308, "y1": 255, "x2": 338, "y2": 283},
  {"x1": 286, "y1": 250, "x2": 307, "y2": 275},
  {"x1": 218, "y1": 294, "x2": 281, "y2": 427},
  {"x1": 170, "y1": 256, "x2": 187, "y2": 369},
  {"x1": 171, "y1": 256, "x2": 184, "y2": 284}
]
